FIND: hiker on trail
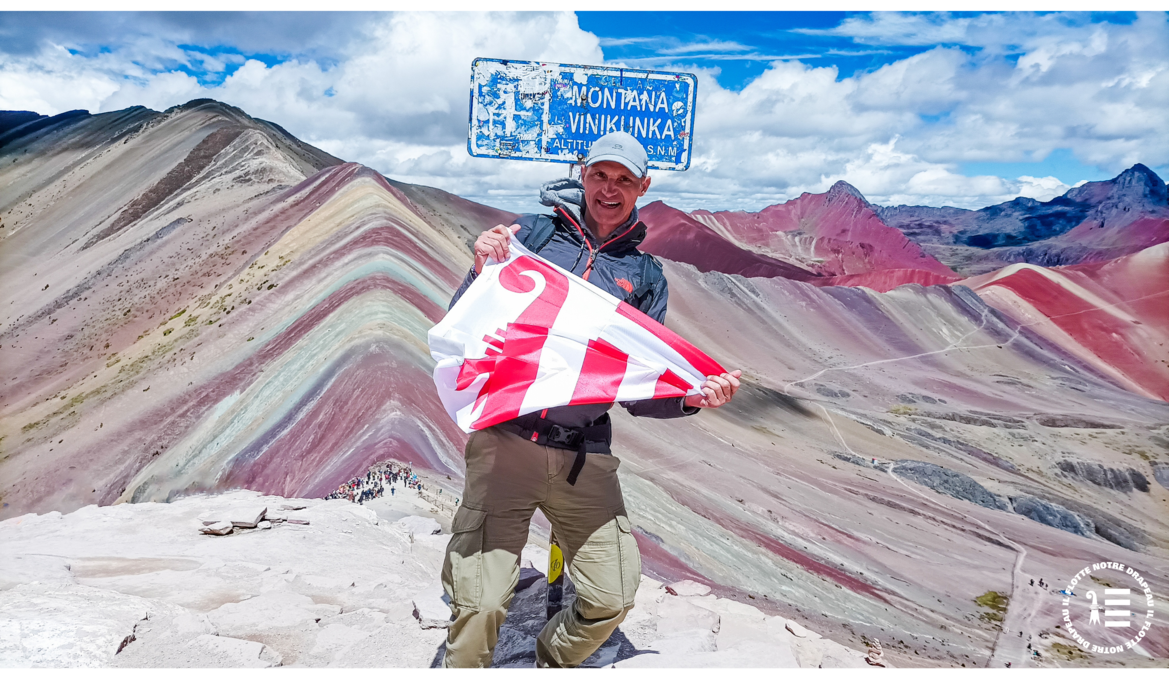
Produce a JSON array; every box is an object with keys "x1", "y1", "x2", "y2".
[{"x1": 439, "y1": 132, "x2": 741, "y2": 668}]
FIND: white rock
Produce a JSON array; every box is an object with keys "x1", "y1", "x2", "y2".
[
  {"x1": 257, "y1": 521, "x2": 271, "y2": 530},
  {"x1": 339, "y1": 505, "x2": 379, "y2": 525},
  {"x1": 789, "y1": 636, "x2": 823, "y2": 668},
  {"x1": 0, "y1": 582, "x2": 155, "y2": 667},
  {"x1": 656, "y1": 596, "x2": 720, "y2": 636},
  {"x1": 412, "y1": 533, "x2": 452, "y2": 555},
  {"x1": 521, "y1": 545, "x2": 549, "y2": 575},
  {"x1": 411, "y1": 585, "x2": 452, "y2": 629},
  {"x1": 0, "y1": 554, "x2": 74, "y2": 590},
  {"x1": 1, "y1": 490, "x2": 876, "y2": 669},
  {"x1": 309, "y1": 622, "x2": 372, "y2": 660},
  {"x1": 819, "y1": 644, "x2": 870, "y2": 669},
  {"x1": 786, "y1": 619, "x2": 811, "y2": 638},
  {"x1": 229, "y1": 507, "x2": 266, "y2": 529},
  {"x1": 648, "y1": 629, "x2": 718, "y2": 654},
  {"x1": 207, "y1": 590, "x2": 325, "y2": 636},
  {"x1": 615, "y1": 647, "x2": 788, "y2": 668},
  {"x1": 199, "y1": 521, "x2": 232, "y2": 536},
  {"x1": 295, "y1": 574, "x2": 355, "y2": 590},
  {"x1": 395, "y1": 515, "x2": 441, "y2": 538},
  {"x1": 167, "y1": 612, "x2": 216, "y2": 638},
  {"x1": 666, "y1": 579, "x2": 711, "y2": 597},
  {"x1": 184, "y1": 634, "x2": 281, "y2": 667}
]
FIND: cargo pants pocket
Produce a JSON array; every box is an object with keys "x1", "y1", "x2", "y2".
[
  {"x1": 442, "y1": 506, "x2": 487, "y2": 612},
  {"x1": 615, "y1": 514, "x2": 641, "y2": 609}
]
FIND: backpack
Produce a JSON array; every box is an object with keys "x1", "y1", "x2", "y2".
[{"x1": 520, "y1": 214, "x2": 663, "y2": 308}]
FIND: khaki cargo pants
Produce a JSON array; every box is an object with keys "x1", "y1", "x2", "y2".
[{"x1": 440, "y1": 426, "x2": 641, "y2": 668}]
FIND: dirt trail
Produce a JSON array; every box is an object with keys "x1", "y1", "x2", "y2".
[
  {"x1": 815, "y1": 402, "x2": 1038, "y2": 667},
  {"x1": 880, "y1": 460, "x2": 1034, "y2": 667}
]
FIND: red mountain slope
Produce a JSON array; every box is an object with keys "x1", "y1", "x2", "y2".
[
  {"x1": 638, "y1": 201, "x2": 819, "y2": 281},
  {"x1": 690, "y1": 181, "x2": 958, "y2": 279},
  {"x1": 964, "y1": 241, "x2": 1169, "y2": 401}
]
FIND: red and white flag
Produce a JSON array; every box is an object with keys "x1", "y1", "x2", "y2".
[{"x1": 429, "y1": 237, "x2": 725, "y2": 433}]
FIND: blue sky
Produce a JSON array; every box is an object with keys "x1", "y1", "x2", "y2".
[
  {"x1": 1, "y1": 11, "x2": 1165, "y2": 212},
  {"x1": 578, "y1": 11, "x2": 1147, "y2": 188}
]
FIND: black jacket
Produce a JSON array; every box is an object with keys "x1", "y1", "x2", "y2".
[{"x1": 448, "y1": 179, "x2": 697, "y2": 431}]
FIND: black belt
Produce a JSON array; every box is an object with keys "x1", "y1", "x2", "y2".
[{"x1": 497, "y1": 412, "x2": 611, "y2": 486}]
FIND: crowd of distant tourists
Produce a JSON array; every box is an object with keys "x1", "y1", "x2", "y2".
[{"x1": 325, "y1": 460, "x2": 426, "y2": 504}]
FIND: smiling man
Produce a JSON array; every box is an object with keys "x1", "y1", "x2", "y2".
[{"x1": 440, "y1": 131, "x2": 741, "y2": 668}]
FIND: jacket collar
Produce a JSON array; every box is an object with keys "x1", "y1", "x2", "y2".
[{"x1": 539, "y1": 178, "x2": 645, "y2": 251}]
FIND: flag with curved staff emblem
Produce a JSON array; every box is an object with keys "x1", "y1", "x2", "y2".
[{"x1": 428, "y1": 236, "x2": 725, "y2": 433}]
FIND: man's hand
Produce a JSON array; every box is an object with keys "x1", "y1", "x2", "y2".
[
  {"x1": 474, "y1": 224, "x2": 521, "y2": 274},
  {"x1": 684, "y1": 370, "x2": 742, "y2": 409}
]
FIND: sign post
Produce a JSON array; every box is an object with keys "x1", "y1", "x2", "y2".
[{"x1": 468, "y1": 58, "x2": 697, "y2": 171}]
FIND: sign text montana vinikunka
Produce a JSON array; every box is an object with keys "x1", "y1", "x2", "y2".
[{"x1": 468, "y1": 58, "x2": 697, "y2": 171}]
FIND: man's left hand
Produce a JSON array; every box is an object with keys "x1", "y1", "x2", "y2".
[{"x1": 685, "y1": 370, "x2": 742, "y2": 409}]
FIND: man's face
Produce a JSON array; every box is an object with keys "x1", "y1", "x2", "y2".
[{"x1": 581, "y1": 161, "x2": 651, "y2": 235}]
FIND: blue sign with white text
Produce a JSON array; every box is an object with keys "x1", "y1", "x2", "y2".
[{"x1": 468, "y1": 58, "x2": 697, "y2": 171}]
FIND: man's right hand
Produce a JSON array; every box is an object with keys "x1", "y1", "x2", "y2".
[{"x1": 474, "y1": 224, "x2": 522, "y2": 274}]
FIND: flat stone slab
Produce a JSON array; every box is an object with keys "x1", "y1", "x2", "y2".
[
  {"x1": 657, "y1": 597, "x2": 720, "y2": 636},
  {"x1": 229, "y1": 507, "x2": 267, "y2": 529},
  {"x1": 199, "y1": 521, "x2": 233, "y2": 536},
  {"x1": 648, "y1": 629, "x2": 718, "y2": 654},
  {"x1": 411, "y1": 585, "x2": 452, "y2": 630},
  {"x1": 0, "y1": 582, "x2": 156, "y2": 667},
  {"x1": 207, "y1": 590, "x2": 334, "y2": 636},
  {"x1": 185, "y1": 634, "x2": 282, "y2": 667}
]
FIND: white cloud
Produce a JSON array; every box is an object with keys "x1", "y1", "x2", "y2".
[
  {"x1": 1016, "y1": 175, "x2": 1072, "y2": 201},
  {"x1": 659, "y1": 40, "x2": 753, "y2": 55}
]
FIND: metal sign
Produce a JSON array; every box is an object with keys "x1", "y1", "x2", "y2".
[{"x1": 468, "y1": 58, "x2": 697, "y2": 171}]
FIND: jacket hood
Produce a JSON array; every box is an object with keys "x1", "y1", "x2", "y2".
[{"x1": 538, "y1": 178, "x2": 644, "y2": 249}]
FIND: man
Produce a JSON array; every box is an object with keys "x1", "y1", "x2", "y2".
[{"x1": 440, "y1": 131, "x2": 741, "y2": 668}]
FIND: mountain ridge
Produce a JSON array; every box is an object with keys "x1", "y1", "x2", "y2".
[{"x1": 2, "y1": 99, "x2": 1168, "y2": 668}]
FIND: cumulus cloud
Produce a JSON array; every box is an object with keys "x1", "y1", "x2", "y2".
[{"x1": 0, "y1": 11, "x2": 1166, "y2": 214}]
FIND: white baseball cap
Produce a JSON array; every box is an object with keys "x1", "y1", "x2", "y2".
[{"x1": 585, "y1": 131, "x2": 648, "y2": 178}]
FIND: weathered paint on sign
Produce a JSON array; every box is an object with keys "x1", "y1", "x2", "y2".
[{"x1": 468, "y1": 58, "x2": 697, "y2": 171}]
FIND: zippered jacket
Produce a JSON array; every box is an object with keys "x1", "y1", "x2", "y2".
[{"x1": 447, "y1": 178, "x2": 698, "y2": 429}]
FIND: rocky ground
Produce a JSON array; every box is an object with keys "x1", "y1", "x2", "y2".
[{"x1": 0, "y1": 485, "x2": 878, "y2": 668}]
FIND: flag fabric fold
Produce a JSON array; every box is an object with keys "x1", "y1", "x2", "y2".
[{"x1": 428, "y1": 237, "x2": 725, "y2": 433}]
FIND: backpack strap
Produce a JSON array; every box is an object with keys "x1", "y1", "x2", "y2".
[
  {"x1": 625, "y1": 253, "x2": 663, "y2": 308},
  {"x1": 518, "y1": 214, "x2": 558, "y2": 254}
]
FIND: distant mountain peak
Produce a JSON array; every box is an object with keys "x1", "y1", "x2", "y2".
[
  {"x1": 826, "y1": 180, "x2": 870, "y2": 206},
  {"x1": 1120, "y1": 162, "x2": 1161, "y2": 182},
  {"x1": 1112, "y1": 163, "x2": 1168, "y2": 205}
]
